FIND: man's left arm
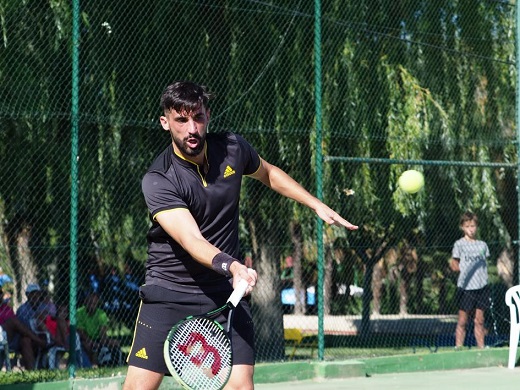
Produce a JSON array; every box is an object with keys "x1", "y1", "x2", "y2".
[{"x1": 249, "y1": 158, "x2": 358, "y2": 230}]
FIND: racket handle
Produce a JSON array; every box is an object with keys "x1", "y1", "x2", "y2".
[{"x1": 227, "y1": 279, "x2": 249, "y2": 308}]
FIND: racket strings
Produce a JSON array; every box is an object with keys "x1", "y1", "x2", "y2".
[{"x1": 167, "y1": 317, "x2": 232, "y2": 390}]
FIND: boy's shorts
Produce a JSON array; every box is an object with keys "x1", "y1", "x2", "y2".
[
  {"x1": 457, "y1": 286, "x2": 490, "y2": 312},
  {"x1": 126, "y1": 284, "x2": 255, "y2": 374}
]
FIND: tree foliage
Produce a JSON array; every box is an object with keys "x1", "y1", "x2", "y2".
[{"x1": 0, "y1": 0, "x2": 516, "y2": 359}]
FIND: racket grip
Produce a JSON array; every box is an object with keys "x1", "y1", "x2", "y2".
[{"x1": 227, "y1": 279, "x2": 249, "y2": 307}]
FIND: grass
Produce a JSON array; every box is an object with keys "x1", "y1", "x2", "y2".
[
  {"x1": 0, "y1": 346, "x2": 414, "y2": 386},
  {"x1": 0, "y1": 366, "x2": 127, "y2": 386}
]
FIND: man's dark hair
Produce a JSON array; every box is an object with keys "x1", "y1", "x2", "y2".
[{"x1": 160, "y1": 81, "x2": 213, "y2": 114}]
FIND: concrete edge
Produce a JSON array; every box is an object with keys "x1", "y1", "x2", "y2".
[
  {"x1": 253, "y1": 347, "x2": 510, "y2": 383},
  {"x1": 362, "y1": 347, "x2": 510, "y2": 375}
]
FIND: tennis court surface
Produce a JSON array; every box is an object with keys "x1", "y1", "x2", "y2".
[
  {"x1": 150, "y1": 348, "x2": 515, "y2": 389},
  {"x1": 256, "y1": 366, "x2": 520, "y2": 390}
]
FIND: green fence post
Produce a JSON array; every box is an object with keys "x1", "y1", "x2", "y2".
[
  {"x1": 314, "y1": 0, "x2": 324, "y2": 361},
  {"x1": 69, "y1": 0, "x2": 81, "y2": 378}
]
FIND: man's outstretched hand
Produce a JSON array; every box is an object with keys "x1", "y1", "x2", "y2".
[{"x1": 315, "y1": 204, "x2": 358, "y2": 230}]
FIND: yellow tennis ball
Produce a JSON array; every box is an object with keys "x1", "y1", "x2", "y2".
[{"x1": 398, "y1": 170, "x2": 424, "y2": 194}]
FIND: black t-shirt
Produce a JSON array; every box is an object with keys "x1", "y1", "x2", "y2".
[{"x1": 141, "y1": 132, "x2": 261, "y2": 293}]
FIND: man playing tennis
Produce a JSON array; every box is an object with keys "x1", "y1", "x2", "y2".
[{"x1": 123, "y1": 80, "x2": 358, "y2": 390}]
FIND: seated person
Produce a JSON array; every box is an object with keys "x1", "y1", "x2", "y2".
[
  {"x1": 33, "y1": 304, "x2": 69, "y2": 350},
  {"x1": 0, "y1": 289, "x2": 46, "y2": 370},
  {"x1": 44, "y1": 305, "x2": 70, "y2": 349},
  {"x1": 0, "y1": 268, "x2": 13, "y2": 304},
  {"x1": 77, "y1": 292, "x2": 120, "y2": 367},
  {"x1": 18, "y1": 283, "x2": 65, "y2": 349},
  {"x1": 17, "y1": 283, "x2": 45, "y2": 328}
]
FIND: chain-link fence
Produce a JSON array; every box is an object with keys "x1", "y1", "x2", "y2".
[{"x1": 0, "y1": 0, "x2": 517, "y2": 372}]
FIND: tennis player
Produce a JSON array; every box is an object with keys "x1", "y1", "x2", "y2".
[{"x1": 123, "y1": 80, "x2": 358, "y2": 390}]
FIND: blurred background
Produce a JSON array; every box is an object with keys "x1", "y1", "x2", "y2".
[{"x1": 0, "y1": 0, "x2": 517, "y2": 368}]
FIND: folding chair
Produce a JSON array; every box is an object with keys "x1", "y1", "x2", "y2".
[
  {"x1": 283, "y1": 328, "x2": 317, "y2": 360},
  {"x1": 505, "y1": 285, "x2": 520, "y2": 369}
]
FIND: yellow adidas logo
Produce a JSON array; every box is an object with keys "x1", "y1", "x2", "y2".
[
  {"x1": 135, "y1": 348, "x2": 148, "y2": 359},
  {"x1": 224, "y1": 165, "x2": 236, "y2": 178}
]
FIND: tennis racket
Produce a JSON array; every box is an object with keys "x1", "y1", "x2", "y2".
[{"x1": 163, "y1": 279, "x2": 249, "y2": 390}]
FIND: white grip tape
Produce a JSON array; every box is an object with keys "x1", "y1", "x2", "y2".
[{"x1": 227, "y1": 279, "x2": 249, "y2": 307}]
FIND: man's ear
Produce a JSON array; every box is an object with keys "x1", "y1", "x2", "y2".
[
  {"x1": 160, "y1": 116, "x2": 169, "y2": 131},
  {"x1": 206, "y1": 109, "x2": 211, "y2": 132}
]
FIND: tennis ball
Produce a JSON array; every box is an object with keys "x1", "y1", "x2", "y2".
[{"x1": 398, "y1": 170, "x2": 424, "y2": 194}]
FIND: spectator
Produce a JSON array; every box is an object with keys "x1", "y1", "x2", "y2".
[
  {"x1": 101, "y1": 267, "x2": 122, "y2": 314},
  {"x1": 18, "y1": 283, "x2": 67, "y2": 350},
  {"x1": 0, "y1": 268, "x2": 13, "y2": 304},
  {"x1": 36, "y1": 303, "x2": 69, "y2": 349},
  {"x1": 450, "y1": 211, "x2": 490, "y2": 349},
  {"x1": 99, "y1": 264, "x2": 140, "y2": 330},
  {"x1": 0, "y1": 288, "x2": 46, "y2": 369},
  {"x1": 77, "y1": 292, "x2": 120, "y2": 367},
  {"x1": 86, "y1": 266, "x2": 102, "y2": 295},
  {"x1": 123, "y1": 261, "x2": 141, "y2": 294},
  {"x1": 39, "y1": 290, "x2": 58, "y2": 320},
  {"x1": 16, "y1": 283, "x2": 45, "y2": 328},
  {"x1": 0, "y1": 267, "x2": 12, "y2": 288}
]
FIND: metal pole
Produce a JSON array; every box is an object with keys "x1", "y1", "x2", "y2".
[
  {"x1": 69, "y1": 0, "x2": 81, "y2": 378},
  {"x1": 314, "y1": 0, "x2": 324, "y2": 361}
]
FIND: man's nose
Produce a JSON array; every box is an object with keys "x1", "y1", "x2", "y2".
[{"x1": 187, "y1": 118, "x2": 198, "y2": 133}]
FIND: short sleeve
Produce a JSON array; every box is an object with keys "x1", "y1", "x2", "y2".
[
  {"x1": 142, "y1": 171, "x2": 187, "y2": 218},
  {"x1": 452, "y1": 240, "x2": 461, "y2": 259},
  {"x1": 16, "y1": 304, "x2": 31, "y2": 326},
  {"x1": 234, "y1": 134, "x2": 261, "y2": 175}
]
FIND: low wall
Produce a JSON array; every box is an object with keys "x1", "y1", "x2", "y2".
[{"x1": 283, "y1": 314, "x2": 458, "y2": 335}]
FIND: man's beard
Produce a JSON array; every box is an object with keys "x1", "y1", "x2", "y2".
[{"x1": 173, "y1": 133, "x2": 206, "y2": 156}]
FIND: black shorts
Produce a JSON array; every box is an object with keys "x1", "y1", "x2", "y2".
[
  {"x1": 457, "y1": 286, "x2": 490, "y2": 312},
  {"x1": 126, "y1": 284, "x2": 255, "y2": 374}
]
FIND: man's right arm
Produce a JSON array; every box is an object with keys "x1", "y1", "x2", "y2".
[{"x1": 155, "y1": 209, "x2": 256, "y2": 288}]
